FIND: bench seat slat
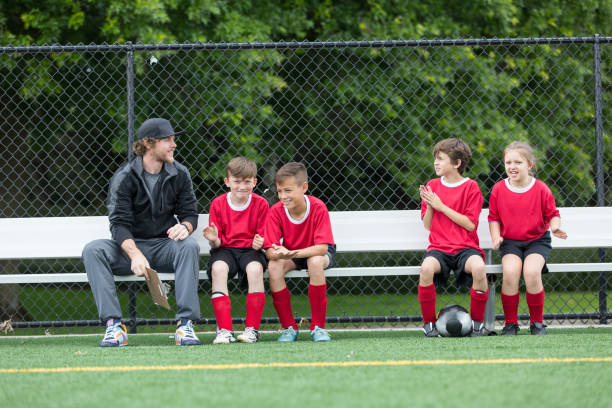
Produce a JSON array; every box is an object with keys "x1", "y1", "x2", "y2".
[{"x1": 1, "y1": 262, "x2": 611, "y2": 284}]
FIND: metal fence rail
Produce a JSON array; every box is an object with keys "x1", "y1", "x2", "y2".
[{"x1": 0, "y1": 36, "x2": 609, "y2": 330}]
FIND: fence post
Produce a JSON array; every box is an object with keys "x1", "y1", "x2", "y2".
[
  {"x1": 484, "y1": 249, "x2": 497, "y2": 334},
  {"x1": 593, "y1": 34, "x2": 608, "y2": 324},
  {"x1": 125, "y1": 42, "x2": 138, "y2": 333}
]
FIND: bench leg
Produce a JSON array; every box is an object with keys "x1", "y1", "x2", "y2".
[
  {"x1": 484, "y1": 281, "x2": 496, "y2": 334},
  {"x1": 128, "y1": 282, "x2": 137, "y2": 334}
]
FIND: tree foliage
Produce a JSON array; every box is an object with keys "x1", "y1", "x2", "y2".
[{"x1": 1, "y1": 0, "x2": 610, "y2": 216}]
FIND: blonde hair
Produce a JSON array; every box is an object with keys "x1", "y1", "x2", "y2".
[
  {"x1": 226, "y1": 157, "x2": 257, "y2": 179},
  {"x1": 433, "y1": 138, "x2": 472, "y2": 174},
  {"x1": 504, "y1": 141, "x2": 537, "y2": 175},
  {"x1": 132, "y1": 139, "x2": 156, "y2": 156}
]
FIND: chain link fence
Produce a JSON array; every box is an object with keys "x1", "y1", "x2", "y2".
[{"x1": 0, "y1": 37, "x2": 610, "y2": 332}]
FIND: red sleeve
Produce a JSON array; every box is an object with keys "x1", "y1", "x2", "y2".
[
  {"x1": 420, "y1": 200, "x2": 428, "y2": 219},
  {"x1": 208, "y1": 198, "x2": 220, "y2": 229},
  {"x1": 464, "y1": 181, "x2": 483, "y2": 225},
  {"x1": 541, "y1": 184, "x2": 560, "y2": 222},
  {"x1": 256, "y1": 200, "x2": 269, "y2": 242},
  {"x1": 312, "y1": 204, "x2": 334, "y2": 245},
  {"x1": 487, "y1": 183, "x2": 500, "y2": 223},
  {"x1": 264, "y1": 207, "x2": 283, "y2": 248}
]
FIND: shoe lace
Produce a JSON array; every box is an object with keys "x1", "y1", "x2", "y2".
[
  {"x1": 218, "y1": 328, "x2": 233, "y2": 339},
  {"x1": 104, "y1": 322, "x2": 121, "y2": 339},
  {"x1": 281, "y1": 327, "x2": 294, "y2": 336},
  {"x1": 181, "y1": 321, "x2": 196, "y2": 338}
]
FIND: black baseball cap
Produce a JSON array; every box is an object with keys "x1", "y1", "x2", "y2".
[{"x1": 136, "y1": 118, "x2": 186, "y2": 140}]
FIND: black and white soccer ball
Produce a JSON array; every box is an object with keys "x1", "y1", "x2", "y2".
[{"x1": 436, "y1": 304, "x2": 472, "y2": 337}]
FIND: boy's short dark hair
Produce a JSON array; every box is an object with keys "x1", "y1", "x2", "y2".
[
  {"x1": 226, "y1": 157, "x2": 257, "y2": 179},
  {"x1": 274, "y1": 162, "x2": 308, "y2": 185},
  {"x1": 433, "y1": 138, "x2": 472, "y2": 174}
]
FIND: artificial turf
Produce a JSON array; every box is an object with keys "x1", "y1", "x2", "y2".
[{"x1": 1, "y1": 328, "x2": 610, "y2": 408}]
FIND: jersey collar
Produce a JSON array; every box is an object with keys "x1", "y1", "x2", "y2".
[
  {"x1": 440, "y1": 176, "x2": 470, "y2": 187},
  {"x1": 284, "y1": 196, "x2": 311, "y2": 225},
  {"x1": 504, "y1": 177, "x2": 535, "y2": 193},
  {"x1": 226, "y1": 192, "x2": 252, "y2": 211}
]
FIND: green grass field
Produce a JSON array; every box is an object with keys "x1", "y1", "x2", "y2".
[{"x1": 1, "y1": 328, "x2": 610, "y2": 408}]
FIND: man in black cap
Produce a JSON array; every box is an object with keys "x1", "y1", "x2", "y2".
[{"x1": 82, "y1": 118, "x2": 202, "y2": 346}]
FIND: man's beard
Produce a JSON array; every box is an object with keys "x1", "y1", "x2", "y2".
[{"x1": 156, "y1": 150, "x2": 174, "y2": 164}]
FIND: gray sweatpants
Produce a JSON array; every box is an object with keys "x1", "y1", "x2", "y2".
[{"x1": 82, "y1": 237, "x2": 201, "y2": 322}]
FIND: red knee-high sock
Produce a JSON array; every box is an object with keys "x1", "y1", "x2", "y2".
[
  {"x1": 501, "y1": 292, "x2": 520, "y2": 324},
  {"x1": 470, "y1": 288, "x2": 489, "y2": 322},
  {"x1": 526, "y1": 289, "x2": 545, "y2": 323},
  {"x1": 418, "y1": 284, "x2": 437, "y2": 324},
  {"x1": 308, "y1": 283, "x2": 327, "y2": 330},
  {"x1": 212, "y1": 295, "x2": 232, "y2": 331},
  {"x1": 271, "y1": 287, "x2": 297, "y2": 330},
  {"x1": 245, "y1": 292, "x2": 266, "y2": 330}
]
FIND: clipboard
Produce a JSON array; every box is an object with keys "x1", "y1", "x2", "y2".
[{"x1": 145, "y1": 268, "x2": 171, "y2": 310}]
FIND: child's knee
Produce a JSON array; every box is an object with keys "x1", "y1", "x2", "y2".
[
  {"x1": 420, "y1": 263, "x2": 436, "y2": 279},
  {"x1": 245, "y1": 261, "x2": 264, "y2": 277},
  {"x1": 267, "y1": 260, "x2": 284, "y2": 279},
  {"x1": 472, "y1": 264, "x2": 486, "y2": 280},
  {"x1": 211, "y1": 261, "x2": 229, "y2": 279},
  {"x1": 307, "y1": 255, "x2": 327, "y2": 271},
  {"x1": 523, "y1": 268, "x2": 542, "y2": 283}
]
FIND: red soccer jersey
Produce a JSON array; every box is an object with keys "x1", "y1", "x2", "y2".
[
  {"x1": 264, "y1": 195, "x2": 335, "y2": 250},
  {"x1": 421, "y1": 177, "x2": 484, "y2": 258},
  {"x1": 208, "y1": 193, "x2": 269, "y2": 248},
  {"x1": 488, "y1": 178, "x2": 560, "y2": 241}
]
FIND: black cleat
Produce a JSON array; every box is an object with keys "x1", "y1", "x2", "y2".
[
  {"x1": 423, "y1": 322, "x2": 440, "y2": 337},
  {"x1": 470, "y1": 320, "x2": 485, "y2": 337},
  {"x1": 501, "y1": 323, "x2": 519, "y2": 336},
  {"x1": 529, "y1": 322, "x2": 548, "y2": 335}
]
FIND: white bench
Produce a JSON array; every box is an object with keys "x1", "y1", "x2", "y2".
[{"x1": 1, "y1": 207, "x2": 611, "y2": 329}]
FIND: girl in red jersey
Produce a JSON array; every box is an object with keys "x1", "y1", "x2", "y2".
[{"x1": 488, "y1": 142, "x2": 568, "y2": 335}]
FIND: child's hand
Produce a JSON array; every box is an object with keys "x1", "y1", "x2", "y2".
[
  {"x1": 202, "y1": 223, "x2": 219, "y2": 241},
  {"x1": 492, "y1": 236, "x2": 504, "y2": 249},
  {"x1": 421, "y1": 186, "x2": 443, "y2": 210},
  {"x1": 419, "y1": 185, "x2": 428, "y2": 201},
  {"x1": 252, "y1": 234, "x2": 264, "y2": 250},
  {"x1": 551, "y1": 226, "x2": 568, "y2": 240},
  {"x1": 272, "y1": 244, "x2": 298, "y2": 259}
]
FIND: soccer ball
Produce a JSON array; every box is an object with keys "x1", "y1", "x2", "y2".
[{"x1": 436, "y1": 304, "x2": 472, "y2": 337}]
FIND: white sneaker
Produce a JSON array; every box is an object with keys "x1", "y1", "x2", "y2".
[
  {"x1": 99, "y1": 319, "x2": 128, "y2": 347},
  {"x1": 213, "y1": 328, "x2": 236, "y2": 344},
  {"x1": 175, "y1": 320, "x2": 201, "y2": 346},
  {"x1": 237, "y1": 327, "x2": 259, "y2": 343}
]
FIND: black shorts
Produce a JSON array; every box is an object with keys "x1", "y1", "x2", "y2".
[
  {"x1": 292, "y1": 244, "x2": 337, "y2": 271},
  {"x1": 207, "y1": 247, "x2": 267, "y2": 289},
  {"x1": 499, "y1": 231, "x2": 552, "y2": 274},
  {"x1": 422, "y1": 248, "x2": 483, "y2": 287}
]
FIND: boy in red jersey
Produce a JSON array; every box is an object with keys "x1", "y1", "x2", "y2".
[
  {"x1": 202, "y1": 157, "x2": 269, "y2": 344},
  {"x1": 265, "y1": 162, "x2": 336, "y2": 342},
  {"x1": 489, "y1": 142, "x2": 567, "y2": 336},
  {"x1": 418, "y1": 138, "x2": 488, "y2": 337}
]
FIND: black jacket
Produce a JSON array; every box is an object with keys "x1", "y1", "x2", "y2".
[{"x1": 107, "y1": 156, "x2": 198, "y2": 245}]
